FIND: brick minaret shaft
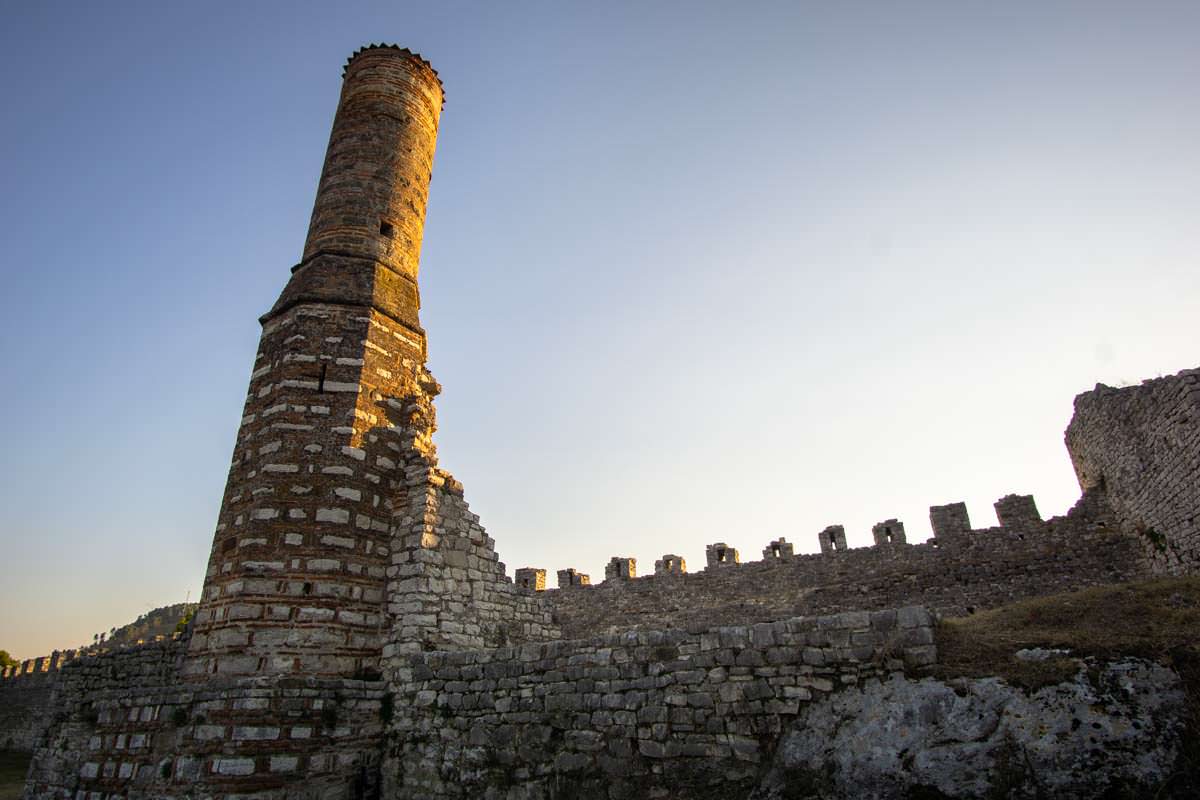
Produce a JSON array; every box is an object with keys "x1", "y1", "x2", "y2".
[{"x1": 186, "y1": 46, "x2": 445, "y2": 678}]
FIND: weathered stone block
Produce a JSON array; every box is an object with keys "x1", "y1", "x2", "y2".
[
  {"x1": 763, "y1": 538, "x2": 794, "y2": 560},
  {"x1": 706, "y1": 543, "x2": 740, "y2": 569},
  {"x1": 605, "y1": 557, "x2": 636, "y2": 581}
]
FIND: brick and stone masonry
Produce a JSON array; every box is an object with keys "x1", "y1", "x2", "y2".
[
  {"x1": 22, "y1": 44, "x2": 555, "y2": 799},
  {"x1": 185, "y1": 46, "x2": 555, "y2": 682},
  {"x1": 185, "y1": 45, "x2": 448, "y2": 679}
]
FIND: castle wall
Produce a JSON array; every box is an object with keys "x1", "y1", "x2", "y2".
[
  {"x1": 0, "y1": 651, "x2": 84, "y2": 752},
  {"x1": 24, "y1": 640, "x2": 387, "y2": 799},
  {"x1": 382, "y1": 462, "x2": 559, "y2": 660},
  {"x1": 384, "y1": 607, "x2": 937, "y2": 798},
  {"x1": 0, "y1": 672, "x2": 56, "y2": 752},
  {"x1": 1066, "y1": 368, "x2": 1200, "y2": 574},
  {"x1": 544, "y1": 500, "x2": 1148, "y2": 639}
]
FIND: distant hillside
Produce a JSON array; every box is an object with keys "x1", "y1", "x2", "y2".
[{"x1": 82, "y1": 603, "x2": 197, "y2": 651}]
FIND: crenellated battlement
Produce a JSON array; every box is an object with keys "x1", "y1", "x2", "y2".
[
  {"x1": 654, "y1": 554, "x2": 687, "y2": 575},
  {"x1": 763, "y1": 538, "x2": 794, "y2": 560},
  {"x1": 537, "y1": 489, "x2": 1147, "y2": 639},
  {"x1": 523, "y1": 492, "x2": 1058, "y2": 598},
  {"x1": 0, "y1": 634, "x2": 186, "y2": 683},
  {"x1": 556, "y1": 567, "x2": 591, "y2": 587},
  {"x1": 1, "y1": 652, "x2": 70, "y2": 681}
]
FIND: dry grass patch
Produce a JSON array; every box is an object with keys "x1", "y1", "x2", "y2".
[{"x1": 928, "y1": 577, "x2": 1200, "y2": 689}]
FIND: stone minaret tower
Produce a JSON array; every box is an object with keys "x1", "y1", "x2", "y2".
[{"x1": 186, "y1": 46, "x2": 445, "y2": 678}]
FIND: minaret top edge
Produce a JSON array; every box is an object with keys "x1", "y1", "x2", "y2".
[{"x1": 343, "y1": 43, "x2": 444, "y2": 101}]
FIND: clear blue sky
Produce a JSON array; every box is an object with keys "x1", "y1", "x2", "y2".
[{"x1": 1, "y1": 1, "x2": 1197, "y2": 658}]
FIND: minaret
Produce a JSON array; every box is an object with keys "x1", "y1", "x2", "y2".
[{"x1": 186, "y1": 45, "x2": 445, "y2": 677}]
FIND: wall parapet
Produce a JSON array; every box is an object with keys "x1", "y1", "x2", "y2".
[
  {"x1": 549, "y1": 491, "x2": 1083, "y2": 595},
  {"x1": 556, "y1": 568, "x2": 590, "y2": 587},
  {"x1": 1, "y1": 633, "x2": 190, "y2": 683},
  {"x1": 544, "y1": 495, "x2": 1146, "y2": 639}
]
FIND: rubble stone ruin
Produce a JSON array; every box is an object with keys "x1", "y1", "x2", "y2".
[{"x1": 6, "y1": 45, "x2": 1198, "y2": 799}]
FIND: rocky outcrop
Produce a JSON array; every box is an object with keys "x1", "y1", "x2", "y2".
[{"x1": 755, "y1": 659, "x2": 1186, "y2": 799}]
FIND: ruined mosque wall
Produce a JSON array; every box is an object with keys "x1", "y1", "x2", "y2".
[
  {"x1": 1066, "y1": 367, "x2": 1200, "y2": 574},
  {"x1": 543, "y1": 493, "x2": 1150, "y2": 640},
  {"x1": 384, "y1": 606, "x2": 937, "y2": 798}
]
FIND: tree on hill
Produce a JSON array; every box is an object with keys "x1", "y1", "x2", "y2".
[
  {"x1": 84, "y1": 603, "x2": 199, "y2": 650},
  {"x1": 0, "y1": 650, "x2": 17, "y2": 669}
]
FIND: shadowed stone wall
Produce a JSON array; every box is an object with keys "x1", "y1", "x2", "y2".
[
  {"x1": 23, "y1": 639, "x2": 388, "y2": 799},
  {"x1": 0, "y1": 672, "x2": 56, "y2": 752}
]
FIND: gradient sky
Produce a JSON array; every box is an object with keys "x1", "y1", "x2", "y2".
[{"x1": 1, "y1": 1, "x2": 1197, "y2": 659}]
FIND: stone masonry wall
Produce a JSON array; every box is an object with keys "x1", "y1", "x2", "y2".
[
  {"x1": 1, "y1": 650, "x2": 86, "y2": 752},
  {"x1": 1066, "y1": 367, "x2": 1200, "y2": 574},
  {"x1": 545, "y1": 495, "x2": 1148, "y2": 639},
  {"x1": 385, "y1": 606, "x2": 936, "y2": 798},
  {"x1": 188, "y1": 304, "x2": 557, "y2": 678},
  {"x1": 381, "y1": 421, "x2": 561, "y2": 659},
  {"x1": 187, "y1": 303, "x2": 422, "y2": 679},
  {"x1": 24, "y1": 640, "x2": 387, "y2": 799},
  {"x1": 1, "y1": 672, "x2": 56, "y2": 752}
]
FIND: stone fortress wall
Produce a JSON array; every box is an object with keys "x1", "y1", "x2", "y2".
[
  {"x1": 8, "y1": 45, "x2": 1200, "y2": 799},
  {"x1": 10, "y1": 372, "x2": 1193, "y2": 800},
  {"x1": 1067, "y1": 369, "x2": 1200, "y2": 574},
  {"x1": 22, "y1": 638, "x2": 389, "y2": 800},
  {"x1": 539, "y1": 490, "x2": 1146, "y2": 640},
  {"x1": 386, "y1": 607, "x2": 937, "y2": 798},
  {"x1": 1, "y1": 662, "x2": 63, "y2": 752}
]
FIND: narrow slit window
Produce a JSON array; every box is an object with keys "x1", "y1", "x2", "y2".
[
  {"x1": 318, "y1": 363, "x2": 328, "y2": 393},
  {"x1": 379, "y1": 220, "x2": 395, "y2": 238}
]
